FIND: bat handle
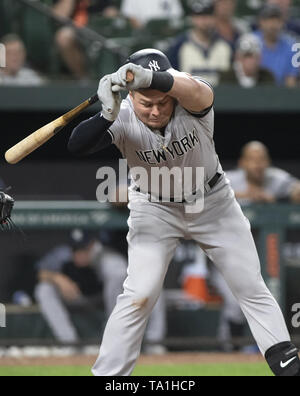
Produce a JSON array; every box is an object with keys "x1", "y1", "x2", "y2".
[
  {"x1": 89, "y1": 94, "x2": 99, "y2": 105},
  {"x1": 126, "y1": 71, "x2": 134, "y2": 83}
]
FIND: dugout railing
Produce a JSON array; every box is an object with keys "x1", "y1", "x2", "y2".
[
  {"x1": 10, "y1": 201, "x2": 300, "y2": 311},
  {"x1": 0, "y1": 202, "x2": 299, "y2": 348}
]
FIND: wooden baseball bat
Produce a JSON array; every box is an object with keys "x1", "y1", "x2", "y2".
[{"x1": 5, "y1": 72, "x2": 134, "y2": 164}]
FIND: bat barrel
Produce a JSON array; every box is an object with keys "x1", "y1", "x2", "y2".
[
  {"x1": 5, "y1": 70, "x2": 134, "y2": 164},
  {"x1": 5, "y1": 117, "x2": 67, "y2": 164}
]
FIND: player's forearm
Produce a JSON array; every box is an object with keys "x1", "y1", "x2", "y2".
[
  {"x1": 68, "y1": 113, "x2": 113, "y2": 155},
  {"x1": 168, "y1": 72, "x2": 214, "y2": 113},
  {"x1": 38, "y1": 270, "x2": 61, "y2": 284}
]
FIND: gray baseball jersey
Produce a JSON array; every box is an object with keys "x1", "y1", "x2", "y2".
[
  {"x1": 226, "y1": 167, "x2": 299, "y2": 204},
  {"x1": 108, "y1": 95, "x2": 222, "y2": 198}
]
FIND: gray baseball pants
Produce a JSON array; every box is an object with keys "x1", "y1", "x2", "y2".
[{"x1": 92, "y1": 179, "x2": 290, "y2": 376}]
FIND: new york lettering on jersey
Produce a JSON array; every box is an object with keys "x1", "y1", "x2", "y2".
[
  {"x1": 108, "y1": 96, "x2": 220, "y2": 184},
  {"x1": 135, "y1": 129, "x2": 200, "y2": 165}
]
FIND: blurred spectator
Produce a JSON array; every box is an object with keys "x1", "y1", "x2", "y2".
[
  {"x1": 35, "y1": 229, "x2": 126, "y2": 344},
  {"x1": 217, "y1": 140, "x2": 300, "y2": 350},
  {"x1": 53, "y1": 0, "x2": 119, "y2": 80},
  {"x1": 254, "y1": 4, "x2": 299, "y2": 87},
  {"x1": 120, "y1": 0, "x2": 184, "y2": 29},
  {"x1": 176, "y1": 240, "x2": 246, "y2": 352},
  {"x1": 226, "y1": 141, "x2": 300, "y2": 205},
  {"x1": 220, "y1": 33, "x2": 275, "y2": 87},
  {"x1": 0, "y1": 34, "x2": 44, "y2": 86},
  {"x1": 209, "y1": 264, "x2": 246, "y2": 352},
  {"x1": 176, "y1": 240, "x2": 209, "y2": 305},
  {"x1": 168, "y1": 0, "x2": 232, "y2": 86},
  {"x1": 214, "y1": 0, "x2": 249, "y2": 50},
  {"x1": 267, "y1": 0, "x2": 300, "y2": 38}
]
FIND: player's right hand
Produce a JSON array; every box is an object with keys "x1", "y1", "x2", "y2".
[
  {"x1": 97, "y1": 74, "x2": 122, "y2": 122},
  {"x1": 111, "y1": 63, "x2": 153, "y2": 92}
]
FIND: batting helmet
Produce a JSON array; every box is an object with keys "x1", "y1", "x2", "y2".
[{"x1": 126, "y1": 48, "x2": 172, "y2": 72}]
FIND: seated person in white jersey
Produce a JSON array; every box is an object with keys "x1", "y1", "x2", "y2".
[
  {"x1": 227, "y1": 141, "x2": 300, "y2": 205},
  {"x1": 68, "y1": 49, "x2": 300, "y2": 376}
]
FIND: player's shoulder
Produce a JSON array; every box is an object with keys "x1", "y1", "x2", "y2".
[
  {"x1": 280, "y1": 33, "x2": 297, "y2": 47},
  {"x1": 174, "y1": 76, "x2": 214, "y2": 120},
  {"x1": 225, "y1": 168, "x2": 245, "y2": 182},
  {"x1": 266, "y1": 167, "x2": 293, "y2": 181},
  {"x1": 192, "y1": 75, "x2": 214, "y2": 92}
]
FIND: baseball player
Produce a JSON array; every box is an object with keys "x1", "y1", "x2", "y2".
[{"x1": 68, "y1": 49, "x2": 300, "y2": 376}]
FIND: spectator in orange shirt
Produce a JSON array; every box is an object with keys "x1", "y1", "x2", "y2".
[{"x1": 53, "y1": 0, "x2": 118, "y2": 80}]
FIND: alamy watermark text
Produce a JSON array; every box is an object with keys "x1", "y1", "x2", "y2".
[
  {"x1": 292, "y1": 43, "x2": 300, "y2": 68},
  {"x1": 0, "y1": 304, "x2": 6, "y2": 328},
  {"x1": 292, "y1": 303, "x2": 300, "y2": 328},
  {"x1": 0, "y1": 43, "x2": 6, "y2": 68}
]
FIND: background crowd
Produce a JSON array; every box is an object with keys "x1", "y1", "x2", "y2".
[{"x1": 1, "y1": 0, "x2": 300, "y2": 87}]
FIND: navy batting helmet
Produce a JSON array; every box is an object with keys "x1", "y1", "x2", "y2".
[{"x1": 126, "y1": 49, "x2": 172, "y2": 72}]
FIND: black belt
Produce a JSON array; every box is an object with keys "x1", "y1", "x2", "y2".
[
  {"x1": 208, "y1": 172, "x2": 223, "y2": 190},
  {"x1": 135, "y1": 172, "x2": 223, "y2": 203}
]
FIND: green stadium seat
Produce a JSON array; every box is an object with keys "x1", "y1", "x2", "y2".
[
  {"x1": 20, "y1": 5, "x2": 55, "y2": 74},
  {"x1": 0, "y1": 0, "x2": 20, "y2": 38},
  {"x1": 144, "y1": 18, "x2": 186, "y2": 38},
  {"x1": 0, "y1": 1, "x2": 9, "y2": 37},
  {"x1": 88, "y1": 16, "x2": 133, "y2": 38},
  {"x1": 90, "y1": 47, "x2": 121, "y2": 79},
  {"x1": 112, "y1": 0, "x2": 122, "y2": 9},
  {"x1": 235, "y1": 0, "x2": 263, "y2": 18}
]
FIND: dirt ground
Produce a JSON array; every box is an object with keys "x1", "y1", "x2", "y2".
[{"x1": 0, "y1": 353, "x2": 264, "y2": 367}]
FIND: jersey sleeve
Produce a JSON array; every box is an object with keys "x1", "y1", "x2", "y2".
[
  {"x1": 225, "y1": 170, "x2": 245, "y2": 192},
  {"x1": 108, "y1": 99, "x2": 131, "y2": 155},
  {"x1": 36, "y1": 246, "x2": 72, "y2": 272},
  {"x1": 269, "y1": 168, "x2": 300, "y2": 199},
  {"x1": 185, "y1": 76, "x2": 214, "y2": 118}
]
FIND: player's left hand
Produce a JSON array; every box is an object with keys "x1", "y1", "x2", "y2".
[
  {"x1": 111, "y1": 63, "x2": 153, "y2": 92},
  {"x1": 0, "y1": 191, "x2": 14, "y2": 226},
  {"x1": 97, "y1": 74, "x2": 122, "y2": 122}
]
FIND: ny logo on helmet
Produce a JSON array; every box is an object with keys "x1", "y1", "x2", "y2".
[{"x1": 148, "y1": 60, "x2": 161, "y2": 72}]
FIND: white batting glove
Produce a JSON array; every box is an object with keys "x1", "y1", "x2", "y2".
[
  {"x1": 97, "y1": 74, "x2": 122, "y2": 122},
  {"x1": 111, "y1": 63, "x2": 153, "y2": 92}
]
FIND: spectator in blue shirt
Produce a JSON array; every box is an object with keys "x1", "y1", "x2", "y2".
[
  {"x1": 267, "y1": 0, "x2": 300, "y2": 39},
  {"x1": 254, "y1": 4, "x2": 299, "y2": 87}
]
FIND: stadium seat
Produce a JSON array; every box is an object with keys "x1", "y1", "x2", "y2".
[
  {"x1": 235, "y1": 0, "x2": 263, "y2": 17},
  {"x1": 88, "y1": 16, "x2": 133, "y2": 38},
  {"x1": 0, "y1": 0, "x2": 21, "y2": 38},
  {"x1": 19, "y1": 3, "x2": 56, "y2": 74},
  {"x1": 0, "y1": 1, "x2": 10, "y2": 38},
  {"x1": 90, "y1": 47, "x2": 121, "y2": 79},
  {"x1": 144, "y1": 18, "x2": 187, "y2": 39},
  {"x1": 112, "y1": 0, "x2": 122, "y2": 9}
]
